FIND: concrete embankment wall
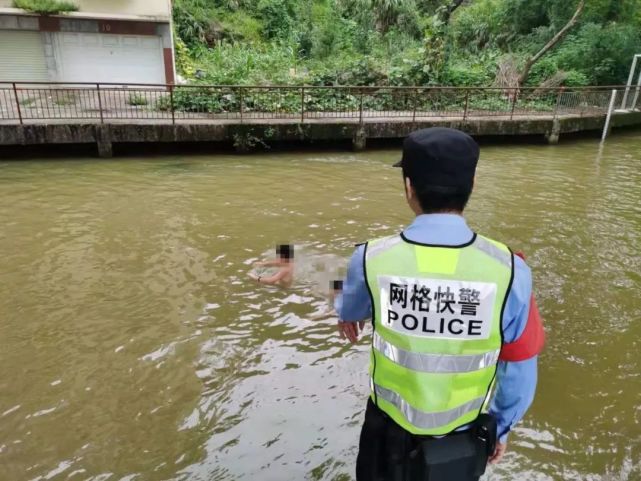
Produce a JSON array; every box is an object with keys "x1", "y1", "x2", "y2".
[{"x1": 1, "y1": 112, "x2": 640, "y2": 157}]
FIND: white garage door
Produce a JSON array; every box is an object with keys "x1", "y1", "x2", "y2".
[
  {"x1": 0, "y1": 30, "x2": 49, "y2": 82},
  {"x1": 55, "y1": 33, "x2": 165, "y2": 84}
]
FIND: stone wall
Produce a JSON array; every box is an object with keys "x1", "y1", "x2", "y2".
[{"x1": 1, "y1": 112, "x2": 640, "y2": 158}]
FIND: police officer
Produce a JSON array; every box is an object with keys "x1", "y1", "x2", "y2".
[{"x1": 337, "y1": 128, "x2": 544, "y2": 481}]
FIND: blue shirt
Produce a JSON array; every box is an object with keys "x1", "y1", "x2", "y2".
[{"x1": 336, "y1": 214, "x2": 538, "y2": 443}]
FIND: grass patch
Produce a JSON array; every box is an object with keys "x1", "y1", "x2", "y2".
[
  {"x1": 218, "y1": 10, "x2": 263, "y2": 44},
  {"x1": 13, "y1": 0, "x2": 78, "y2": 15},
  {"x1": 127, "y1": 93, "x2": 149, "y2": 106}
]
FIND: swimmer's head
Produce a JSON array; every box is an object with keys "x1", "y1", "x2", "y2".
[
  {"x1": 277, "y1": 244, "x2": 294, "y2": 261},
  {"x1": 329, "y1": 280, "x2": 343, "y2": 300}
]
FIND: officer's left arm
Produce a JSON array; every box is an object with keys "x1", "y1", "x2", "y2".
[
  {"x1": 335, "y1": 245, "x2": 372, "y2": 343},
  {"x1": 489, "y1": 255, "x2": 544, "y2": 445}
]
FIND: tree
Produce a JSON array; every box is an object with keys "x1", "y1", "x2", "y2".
[
  {"x1": 517, "y1": 0, "x2": 585, "y2": 87},
  {"x1": 494, "y1": 0, "x2": 586, "y2": 89},
  {"x1": 439, "y1": 0, "x2": 466, "y2": 24}
]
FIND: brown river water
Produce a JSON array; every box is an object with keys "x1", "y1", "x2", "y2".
[{"x1": 1, "y1": 132, "x2": 640, "y2": 481}]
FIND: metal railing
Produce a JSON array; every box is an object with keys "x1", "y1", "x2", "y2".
[{"x1": 0, "y1": 82, "x2": 628, "y2": 125}]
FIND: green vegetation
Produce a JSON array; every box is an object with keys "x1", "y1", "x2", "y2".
[
  {"x1": 127, "y1": 94, "x2": 149, "y2": 107},
  {"x1": 13, "y1": 0, "x2": 78, "y2": 15},
  {"x1": 172, "y1": 0, "x2": 641, "y2": 89}
]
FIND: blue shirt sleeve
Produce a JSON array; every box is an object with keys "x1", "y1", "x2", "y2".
[
  {"x1": 489, "y1": 255, "x2": 538, "y2": 443},
  {"x1": 335, "y1": 245, "x2": 372, "y2": 322}
]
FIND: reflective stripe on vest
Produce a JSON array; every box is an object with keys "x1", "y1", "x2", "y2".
[
  {"x1": 365, "y1": 233, "x2": 513, "y2": 436},
  {"x1": 373, "y1": 382, "x2": 487, "y2": 430},
  {"x1": 373, "y1": 332, "x2": 500, "y2": 373},
  {"x1": 366, "y1": 235, "x2": 403, "y2": 261}
]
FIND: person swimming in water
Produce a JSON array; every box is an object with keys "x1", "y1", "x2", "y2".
[{"x1": 250, "y1": 244, "x2": 295, "y2": 287}]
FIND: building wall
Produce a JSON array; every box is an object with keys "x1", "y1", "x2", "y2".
[
  {"x1": 72, "y1": 0, "x2": 171, "y2": 19},
  {"x1": 0, "y1": 0, "x2": 172, "y2": 20},
  {"x1": 0, "y1": 13, "x2": 175, "y2": 83}
]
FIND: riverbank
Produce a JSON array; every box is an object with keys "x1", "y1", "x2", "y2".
[{"x1": 1, "y1": 109, "x2": 640, "y2": 157}]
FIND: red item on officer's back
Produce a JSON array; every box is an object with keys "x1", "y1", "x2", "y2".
[{"x1": 499, "y1": 251, "x2": 545, "y2": 362}]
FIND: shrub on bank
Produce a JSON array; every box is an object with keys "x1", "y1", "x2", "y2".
[
  {"x1": 173, "y1": 0, "x2": 641, "y2": 90},
  {"x1": 13, "y1": 0, "x2": 77, "y2": 14}
]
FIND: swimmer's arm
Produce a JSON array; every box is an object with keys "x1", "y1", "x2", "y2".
[
  {"x1": 254, "y1": 260, "x2": 281, "y2": 267},
  {"x1": 256, "y1": 269, "x2": 288, "y2": 285}
]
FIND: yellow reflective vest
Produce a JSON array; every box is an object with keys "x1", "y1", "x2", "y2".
[{"x1": 364, "y1": 233, "x2": 514, "y2": 435}]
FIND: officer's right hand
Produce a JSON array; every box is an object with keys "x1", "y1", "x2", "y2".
[
  {"x1": 489, "y1": 441, "x2": 507, "y2": 465},
  {"x1": 337, "y1": 321, "x2": 365, "y2": 343}
]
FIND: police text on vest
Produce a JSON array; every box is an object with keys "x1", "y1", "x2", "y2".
[{"x1": 377, "y1": 276, "x2": 497, "y2": 340}]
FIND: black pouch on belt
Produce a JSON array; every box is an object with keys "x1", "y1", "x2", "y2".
[
  {"x1": 475, "y1": 414, "x2": 497, "y2": 456},
  {"x1": 409, "y1": 415, "x2": 498, "y2": 480},
  {"x1": 472, "y1": 413, "x2": 498, "y2": 475}
]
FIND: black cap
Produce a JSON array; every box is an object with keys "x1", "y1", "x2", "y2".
[{"x1": 394, "y1": 128, "x2": 479, "y2": 194}]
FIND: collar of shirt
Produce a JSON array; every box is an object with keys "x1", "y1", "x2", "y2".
[{"x1": 402, "y1": 213, "x2": 475, "y2": 246}]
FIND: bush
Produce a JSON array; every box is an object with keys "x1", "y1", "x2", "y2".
[
  {"x1": 305, "y1": 56, "x2": 389, "y2": 86},
  {"x1": 554, "y1": 22, "x2": 641, "y2": 85},
  {"x1": 563, "y1": 70, "x2": 590, "y2": 87},
  {"x1": 174, "y1": 36, "x2": 196, "y2": 77},
  {"x1": 258, "y1": 0, "x2": 295, "y2": 40},
  {"x1": 186, "y1": 42, "x2": 297, "y2": 85},
  {"x1": 526, "y1": 57, "x2": 560, "y2": 87},
  {"x1": 155, "y1": 86, "x2": 306, "y2": 114},
  {"x1": 451, "y1": 0, "x2": 504, "y2": 51},
  {"x1": 172, "y1": 0, "x2": 214, "y2": 47},
  {"x1": 443, "y1": 63, "x2": 494, "y2": 87},
  {"x1": 13, "y1": 0, "x2": 77, "y2": 14},
  {"x1": 171, "y1": 87, "x2": 241, "y2": 113},
  {"x1": 173, "y1": 0, "x2": 261, "y2": 48}
]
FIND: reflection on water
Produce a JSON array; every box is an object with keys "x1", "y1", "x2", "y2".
[{"x1": 1, "y1": 132, "x2": 641, "y2": 480}]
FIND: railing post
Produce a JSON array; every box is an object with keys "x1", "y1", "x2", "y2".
[
  {"x1": 630, "y1": 68, "x2": 641, "y2": 111},
  {"x1": 359, "y1": 89, "x2": 364, "y2": 125},
  {"x1": 12, "y1": 82, "x2": 23, "y2": 125},
  {"x1": 620, "y1": 54, "x2": 639, "y2": 110},
  {"x1": 300, "y1": 86, "x2": 304, "y2": 123},
  {"x1": 509, "y1": 89, "x2": 518, "y2": 120},
  {"x1": 412, "y1": 88, "x2": 417, "y2": 123},
  {"x1": 463, "y1": 90, "x2": 470, "y2": 121},
  {"x1": 170, "y1": 84, "x2": 176, "y2": 125},
  {"x1": 553, "y1": 87, "x2": 564, "y2": 120},
  {"x1": 96, "y1": 83, "x2": 104, "y2": 124},
  {"x1": 601, "y1": 89, "x2": 618, "y2": 142}
]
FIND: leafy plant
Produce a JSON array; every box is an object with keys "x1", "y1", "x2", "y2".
[
  {"x1": 258, "y1": 0, "x2": 295, "y2": 39},
  {"x1": 13, "y1": 0, "x2": 77, "y2": 15}
]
